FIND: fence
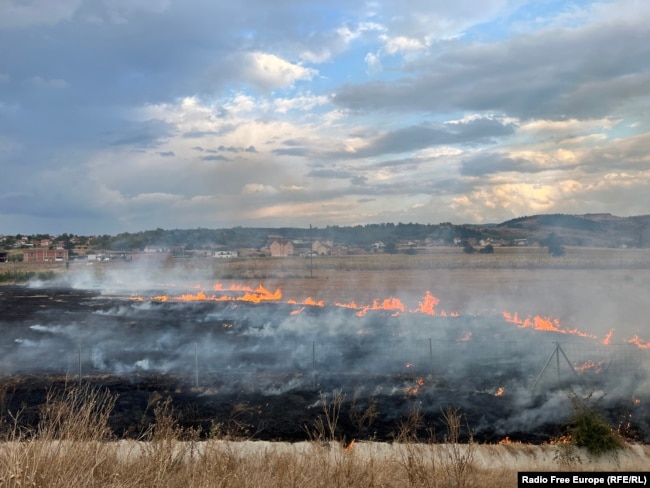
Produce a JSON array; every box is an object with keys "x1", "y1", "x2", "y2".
[{"x1": 1, "y1": 338, "x2": 646, "y2": 395}]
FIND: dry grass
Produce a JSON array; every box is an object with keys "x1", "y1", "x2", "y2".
[{"x1": 0, "y1": 385, "x2": 648, "y2": 488}]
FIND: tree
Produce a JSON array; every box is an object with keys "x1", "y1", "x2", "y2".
[
  {"x1": 384, "y1": 242, "x2": 398, "y2": 254},
  {"x1": 544, "y1": 232, "x2": 565, "y2": 257},
  {"x1": 479, "y1": 244, "x2": 494, "y2": 254},
  {"x1": 463, "y1": 243, "x2": 476, "y2": 254}
]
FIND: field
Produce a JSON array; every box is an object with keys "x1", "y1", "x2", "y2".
[{"x1": 1, "y1": 247, "x2": 649, "y2": 486}]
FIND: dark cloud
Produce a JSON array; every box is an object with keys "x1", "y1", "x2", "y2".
[
  {"x1": 460, "y1": 153, "x2": 579, "y2": 177},
  {"x1": 329, "y1": 118, "x2": 515, "y2": 159},
  {"x1": 272, "y1": 147, "x2": 311, "y2": 157},
  {"x1": 333, "y1": 20, "x2": 650, "y2": 120},
  {"x1": 307, "y1": 168, "x2": 353, "y2": 179},
  {"x1": 157, "y1": 151, "x2": 175, "y2": 157},
  {"x1": 201, "y1": 155, "x2": 229, "y2": 161},
  {"x1": 107, "y1": 119, "x2": 174, "y2": 148}
]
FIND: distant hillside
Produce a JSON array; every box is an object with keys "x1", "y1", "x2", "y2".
[{"x1": 497, "y1": 213, "x2": 650, "y2": 248}]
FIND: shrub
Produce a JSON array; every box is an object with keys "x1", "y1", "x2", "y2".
[{"x1": 567, "y1": 392, "x2": 624, "y2": 458}]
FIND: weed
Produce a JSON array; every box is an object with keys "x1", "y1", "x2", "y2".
[{"x1": 567, "y1": 392, "x2": 624, "y2": 458}]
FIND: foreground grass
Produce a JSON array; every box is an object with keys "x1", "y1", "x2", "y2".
[{"x1": 0, "y1": 386, "x2": 647, "y2": 488}]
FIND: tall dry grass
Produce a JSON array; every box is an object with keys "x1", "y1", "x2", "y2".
[{"x1": 0, "y1": 385, "x2": 647, "y2": 487}]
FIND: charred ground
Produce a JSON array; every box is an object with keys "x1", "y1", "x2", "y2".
[{"x1": 0, "y1": 285, "x2": 648, "y2": 444}]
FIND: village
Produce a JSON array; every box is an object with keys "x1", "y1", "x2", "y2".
[{"x1": 0, "y1": 232, "x2": 514, "y2": 264}]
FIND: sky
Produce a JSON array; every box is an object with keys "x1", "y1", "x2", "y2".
[{"x1": 1, "y1": 0, "x2": 649, "y2": 235}]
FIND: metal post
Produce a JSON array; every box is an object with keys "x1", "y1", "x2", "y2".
[
  {"x1": 556, "y1": 342, "x2": 561, "y2": 387},
  {"x1": 312, "y1": 341, "x2": 316, "y2": 387},
  {"x1": 429, "y1": 338, "x2": 434, "y2": 379},
  {"x1": 194, "y1": 342, "x2": 199, "y2": 388},
  {"x1": 310, "y1": 224, "x2": 313, "y2": 279},
  {"x1": 78, "y1": 342, "x2": 82, "y2": 387}
]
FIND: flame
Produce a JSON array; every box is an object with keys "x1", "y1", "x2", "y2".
[
  {"x1": 413, "y1": 291, "x2": 439, "y2": 315},
  {"x1": 502, "y1": 312, "x2": 595, "y2": 338},
  {"x1": 301, "y1": 297, "x2": 324, "y2": 307},
  {"x1": 494, "y1": 386, "x2": 505, "y2": 397},
  {"x1": 127, "y1": 283, "x2": 650, "y2": 349},
  {"x1": 344, "y1": 439, "x2": 356, "y2": 451},
  {"x1": 628, "y1": 335, "x2": 650, "y2": 349},
  {"x1": 457, "y1": 332, "x2": 472, "y2": 343},
  {"x1": 633, "y1": 398, "x2": 641, "y2": 406},
  {"x1": 404, "y1": 377, "x2": 425, "y2": 396},
  {"x1": 574, "y1": 360, "x2": 604, "y2": 373},
  {"x1": 498, "y1": 436, "x2": 521, "y2": 444},
  {"x1": 601, "y1": 328, "x2": 615, "y2": 345}
]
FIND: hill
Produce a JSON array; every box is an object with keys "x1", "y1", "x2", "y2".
[{"x1": 497, "y1": 213, "x2": 650, "y2": 248}]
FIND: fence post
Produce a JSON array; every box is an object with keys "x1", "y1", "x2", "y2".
[
  {"x1": 312, "y1": 341, "x2": 316, "y2": 388},
  {"x1": 194, "y1": 342, "x2": 199, "y2": 388},
  {"x1": 429, "y1": 338, "x2": 434, "y2": 379}
]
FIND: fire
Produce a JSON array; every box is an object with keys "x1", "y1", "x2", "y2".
[
  {"x1": 494, "y1": 386, "x2": 505, "y2": 397},
  {"x1": 344, "y1": 439, "x2": 356, "y2": 451},
  {"x1": 502, "y1": 312, "x2": 595, "y2": 339},
  {"x1": 457, "y1": 332, "x2": 472, "y2": 343},
  {"x1": 404, "y1": 377, "x2": 425, "y2": 396},
  {"x1": 413, "y1": 290, "x2": 439, "y2": 315},
  {"x1": 126, "y1": 283, "x2": 650, "y2": 349},
  {"x1": 628, "y1": 335, "x2": 650, "y2": 349},
  {"x1": 498, "y1": 436, "x2": 521, "y2": 444},
  {"x1": 574, "y1": 360, "x2": 604, "y2": 373},
  {"x1": 633, "y1": 398, "x2": 641, "y2": 406},
  {"x1": 601, "y1": 328, "x2": 615, "y2": 345},
  {"x1": 301, "y1": 297, "x2": 324, "y2": 307}
]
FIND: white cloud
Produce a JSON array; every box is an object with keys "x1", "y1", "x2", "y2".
[
  {"x1": 242, "y1": 52, "x2": 316, "y2": 91},
  {"x1": 380, "y1": 35, "x2": 429, "y2": 55},
  {"x1": 364, "y1": 52, "x2": 382, "y2": 73},
  {"x1": 241, "y1": 183, "x2": 279, "y2": 194},
  {"x1": 273, "y1": 94, "x2": 328, "y2": 113}
]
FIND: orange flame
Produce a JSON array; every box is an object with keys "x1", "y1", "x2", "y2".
[
  {"x1": 457, "y1": 332, "x2": 472, "y2": 343},
  {"x1": 495, "y1": 387, "x2": 505, "y2": 397},
  {"x1": 344, "y1": 439, "x2": 356, "y2": 451},
  {"x1": 404, "y1": 378, "x2": 425, "y2": 396},
  {"x1": 502, "y1": 312, "x2": 595, "y2": 338},
  {"x1": 628, "y1": 335, "x2": 650, "y2": 349},
  {"x1": 290, "y1": 307, "x2": 305, "y2": 316},
  {"x1": 413, "y1": 291, "x2": 439, "y2": 315},
  {"x1": 574, "y1": 360, "x2": 604, "y2": 373},
  {"x1": 601, "y1": 328, "x2": 615, "y2": 345},
  {"x1": 301, "y1": 297, "x2": 324, "y2": 307}
]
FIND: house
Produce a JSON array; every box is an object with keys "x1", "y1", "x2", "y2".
[
  {"x1": 269, "y1": 239, "x2": 293, "y2": 257},
  {"x1": 214, "y1": 250, "x2": 238, "y2": 258},
  {"x1": 513, "y1": 239, "x2": 528, "y2": 246},
  {"x1": 23, "y1": 249, "x2": 68, "y2": 262},
  {"x1": 312, "y1": 240, "x2": 331, "y2": 256}
]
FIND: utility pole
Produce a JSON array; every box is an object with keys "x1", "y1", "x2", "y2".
[{"x1": 310, "y1": 224, "x2": 313, "y2": 278}]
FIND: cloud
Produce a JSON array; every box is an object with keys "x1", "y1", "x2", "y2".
[
  {"x1": 331, "y1": 117, "x2": 516, "y2": 158},
  {"x1": 0, "y1": 0, "x2": 82, "y2": 28},
  {"x1": 333, "y1": 13, "x2": 650, "y2": 120},
  {"x1": 240, "y1": 52, "x2": 316, "y2": 92}
]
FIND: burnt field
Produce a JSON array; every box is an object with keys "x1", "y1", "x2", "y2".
[{"x1": 0, "y1": 284, "x2": 649, "y2": 444}]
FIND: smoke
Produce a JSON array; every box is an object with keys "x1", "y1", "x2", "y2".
[{"x1": 4, "y1": 263, "x2": 649, "y2": 440}]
